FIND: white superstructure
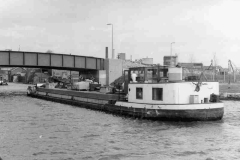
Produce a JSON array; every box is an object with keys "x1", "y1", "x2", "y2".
[{"x1": 127, "y1": 82, "x2": 219, "y2": 104}]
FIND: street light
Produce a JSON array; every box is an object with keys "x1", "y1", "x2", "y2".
[
  {"x1": 170, "y1": 42, "x2": 175, "y2": 66},
  {"x1": 107, "y1": 23, "x2": 114, "y2": 59},
  {"x1": 170, "y1": 42, "x2": 175, "y2": 56}
]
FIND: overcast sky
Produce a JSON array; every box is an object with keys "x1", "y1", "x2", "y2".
[{"x1": 1, "y1": 0, "x2": 240, "y2": 67}]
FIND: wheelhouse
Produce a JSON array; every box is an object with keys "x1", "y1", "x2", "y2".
[
  {"x1": 123, "y1": 66, "x2": 169, "y2": 93},
  {"x1": 124, "y1": 66, "x2": 219, "y2": 104}
]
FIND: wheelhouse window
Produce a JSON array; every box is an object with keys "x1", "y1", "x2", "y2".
[
  {"x1": 136, "y1": 88, "x2": 143, "y2": 99},
  {"x1": 152, "y1": 88, "x2": 163, "y2": 100},
  {"x1": 146, "y1": 68, "x2": 158, "y2": 83}
]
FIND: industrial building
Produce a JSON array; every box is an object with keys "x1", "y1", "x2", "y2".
[
  {"x1": 178, "y1": 63, "x2": 203, "y2": 69},
  {"x1": 163, "y1": 56, "x2": 178, "y2": 66},
  {"x1": 117, "y1": 53, "x2": 126, "y2": 60}
]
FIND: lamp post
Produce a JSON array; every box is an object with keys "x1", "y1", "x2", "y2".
[
  {"x1": 107, "y1": 23, "x2": 114, "y2": 59},
  {"x1": 170, "y1": 42, "x2": 175, "y2": 66}
]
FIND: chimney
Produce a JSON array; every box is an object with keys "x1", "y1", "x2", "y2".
[{"x1": 105, "y1": 47, "x2": 108, "y2": 59}]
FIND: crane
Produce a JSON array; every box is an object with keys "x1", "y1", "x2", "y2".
[{"x1": 228, "y1": 60, "x2": 236, "y2": 85}]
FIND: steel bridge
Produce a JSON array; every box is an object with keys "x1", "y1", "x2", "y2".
[{"x1": 0, "y1": 51, "x2": 105, "y2": 71}]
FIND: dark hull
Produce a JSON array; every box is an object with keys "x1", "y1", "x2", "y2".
[{"x1": 28, "y1": 93, "x2": 224, "y2": 121}]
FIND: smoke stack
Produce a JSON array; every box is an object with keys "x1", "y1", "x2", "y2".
[
  {"x1": 105, "y1": 47, "x2": 108, "y2": 59},
  {"x1": 131, "y1": 55, "x2": 132, "y2": 61}
]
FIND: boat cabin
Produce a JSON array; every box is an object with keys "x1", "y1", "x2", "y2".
[{"x1": 124, "y1": 66, "x2": 219, "y2": 104}]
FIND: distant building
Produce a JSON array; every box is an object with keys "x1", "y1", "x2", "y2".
[
  {"x1": 117, "y1": 53, "x2": 126, "y2": 60},
  {"x1": 0, "y1": 70, "x2": 8, "y2": 81},
  {"x1": 163, "y1": 56, "x2": 178, "y2": 66},
  {"x1": 141, "y1": 58, "x2": 153, "y2": 65},
  {"x1": 134, "y1": 58, "x2": 154, "y2": 65},
  {"x1": 10, "y1": 67, "x2": 27, "y2": 76},
  {"x1": 33, "y1": 73, "x2": 50, "y2": 84},
  {"x1": 10, "y1": 67, "x2": 27, "y2": 83},
  {"x1": 178, "y1": 63, "x2": 203, "y2": 69},
  {"x1": 0, "y1": 68, "x2": 12, "y2": 71},
  {"x1": 219, "y1": 68, "x2": 229, "y2": 75},
  {"x1": 52, "y1": 70, "x2": 78, "y2": 78},
  {"x1": 0, "y1": 68, "x2": 11, "y2": 81}
]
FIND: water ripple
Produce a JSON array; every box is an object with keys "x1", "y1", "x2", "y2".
[{"x1": 0, "y1": 96, "x2": 240, "y2": 159}]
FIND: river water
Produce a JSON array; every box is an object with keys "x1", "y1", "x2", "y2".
[{"x1": 0, "y1": 93, "x2": 240, "y2": 160}]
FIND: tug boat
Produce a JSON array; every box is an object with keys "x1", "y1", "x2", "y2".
[{"x1": 27, "y1": 66, "x2": 224, "y2": 121}]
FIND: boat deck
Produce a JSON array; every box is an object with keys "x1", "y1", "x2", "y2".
[{"x1": 36, "y1": 87, "x2": 125, "y2": 101}]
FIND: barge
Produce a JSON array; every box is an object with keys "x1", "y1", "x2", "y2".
[{"x1": 27, "y1": 66, "x2": 224, "y2": 121}]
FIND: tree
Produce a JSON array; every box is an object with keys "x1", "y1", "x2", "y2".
[
  {"x1": 189, "y1": 54, "x2": 195, "y2": 63},
  {"x1": 46, "y1": 50, "x2": 53, "y2": 53}
]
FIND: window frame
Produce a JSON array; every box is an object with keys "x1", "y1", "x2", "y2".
[
  {"x1": 152, "y1": 88, "x2": 163, "y2": 101},
  {"x1": 136, "y1": 87, "x2": 143, "y2": 99}
]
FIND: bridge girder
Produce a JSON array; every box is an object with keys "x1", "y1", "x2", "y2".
[{"x1": 0, "y1": 51, "x2": 105, "y2": 71}]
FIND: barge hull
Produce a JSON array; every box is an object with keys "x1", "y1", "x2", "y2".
[{"x1": 28, "y1": 93, "x2": 224, "y2": 121}]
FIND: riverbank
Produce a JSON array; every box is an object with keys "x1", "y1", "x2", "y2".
[
  {"x1": 0, "y1": 83, "x2": 33, "y2": 95},
  {"x1": 219, "y1": 83, "x2": 240, "y2": 100},
  {"x1": 219, "y1": 83, "x2": 240, "y2": 93}
]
